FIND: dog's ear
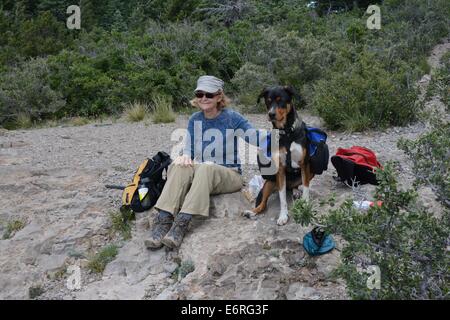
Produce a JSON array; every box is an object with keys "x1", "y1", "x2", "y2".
[
  {"x1": 283, "y1": 85, "x2": 302, "y2": 103},
  {"x1": 257, "y1": 87, "x2": 269, "y2": 104}
]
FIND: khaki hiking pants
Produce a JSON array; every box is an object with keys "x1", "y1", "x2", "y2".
[{"x1": 154, "y1": 162, "x2": 244, "y2": 217}]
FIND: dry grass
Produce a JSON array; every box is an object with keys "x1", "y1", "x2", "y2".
[
  {"x1": 69, "y1": 116, "x2": 90, "y2": 126},
  {"x1": 123, "y1": 101, "x2": 150, "y2": 122},
  {"x1": 150, "y1": 94, "x2": 176, "y2": 124},
  {"x1": 2, "y1": 219, "x2": 26, "y2": 239},
  {"x1": 15, "y1": 113, "x2": 32, "y2": 129}
]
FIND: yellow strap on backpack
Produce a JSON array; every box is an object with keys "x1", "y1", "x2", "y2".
[{"x1": 122, "y1": 159, "x2": 149, "y2": 206}]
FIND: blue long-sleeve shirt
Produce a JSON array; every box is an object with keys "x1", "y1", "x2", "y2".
[{"x1": 183, "y1": 108, "x2": 270, "y2": 173}]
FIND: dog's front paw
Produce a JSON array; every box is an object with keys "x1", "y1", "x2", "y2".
[
  {"x1": 277, "y1": 212, "x2": 289, "y2": 225},
  {"x1": 242, "y1": 209, "x2": 258, "y2": 220}
]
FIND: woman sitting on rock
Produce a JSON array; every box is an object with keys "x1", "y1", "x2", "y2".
[{"x1": 144, "y1": 75, "x2": 270, "y2": 249}]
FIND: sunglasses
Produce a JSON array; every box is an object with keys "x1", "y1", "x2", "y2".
[{"x1": 195, "y1": 91, "x2": 220, "y2": 99}]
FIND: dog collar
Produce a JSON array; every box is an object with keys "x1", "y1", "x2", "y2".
[{"x1": 277, "y1": 119, "x2": 306, "y2": 146}]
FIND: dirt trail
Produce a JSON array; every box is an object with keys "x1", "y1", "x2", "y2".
[
  {"x1": 0, "y1": 39, "x2": 448, "y2": 300},
  {"x1": 418, "y1": 38, "x2": 450, "y2": 118}
]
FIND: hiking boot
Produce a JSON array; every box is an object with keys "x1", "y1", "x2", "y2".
[
  {"x1": 161, "y1": 213, "x2": 191, "y2": 249},
  {"x1": 144, "y1": 211, "x2": 174, "y2": 249}
]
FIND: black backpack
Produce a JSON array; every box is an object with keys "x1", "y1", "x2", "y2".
[{"x1": 121, "y1": 151, "x2": 172, "y2": 212}]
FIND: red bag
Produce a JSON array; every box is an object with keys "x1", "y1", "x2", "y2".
[{"x1": 331, "y1": 146, "x2": 382, "y2": 185}]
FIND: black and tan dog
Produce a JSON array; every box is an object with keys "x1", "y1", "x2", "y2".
[{"x1": 245, "y1": 86, "x2": 315, "y2": 225}]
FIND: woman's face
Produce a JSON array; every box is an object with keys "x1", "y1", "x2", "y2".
[{"x1": 195, "y1": 91, "x2": 222, "y2": 112}]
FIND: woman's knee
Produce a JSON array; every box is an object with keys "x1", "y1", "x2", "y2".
[
  {"x1": 167, "y1": 163, "x2": 194, "y2": 180},
  {"x1": 195, "y1": 163, "x2": 215, "y2": 177}
]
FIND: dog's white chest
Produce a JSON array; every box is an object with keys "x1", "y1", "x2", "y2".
[{"x1": 289, "y1": 142, "x2": 303, "y2": 168}]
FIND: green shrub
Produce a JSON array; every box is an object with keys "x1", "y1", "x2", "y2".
[
  {"x1": 109, "y1": 208, "x2": 135, "y2": 240},
  {"x1": 292, "y1": 198, "x2": 318, "y2": 227},
  {"x1": 48, "y1": 50, "x2": 123, "y2": 117},
  {"x1": 150, "y1": 94, "x2": 176, "y2": 123},
  {"x1": 230, "y1": 62, "x2": 275, "y2": 111},
  {"x1": 346, "y1": 18, "x2": 368, "y2": 45},
  {"x1": 11, "y1": 11, "x2": 71, "y2": 58},
  {"x1": 174, "y1": 259, "x2": 195, "y2": 281},
  {"x1": 398, "y1": 121, "x2": 450, "y2": 208},
  {"x1": 313, "y1": 53, "x2": 418, "y2": 131},
  {"x1": 380, "y1": 0, "x2": 450, "y2": 59},
  {"x1": 245, "y1": 29, "x2": 336, "y2": 90},
  {"x1": 0, "y1": 9, "x2": 73, "y2": 67},
  {"x1": 87, "y1": 244, "x2": 119, "y2": 274},
  {"x1": 0, "y1": 57, "x2": 66, "y2": 128}
]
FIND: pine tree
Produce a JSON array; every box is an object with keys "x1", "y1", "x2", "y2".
[
  {"x1": 128, "y1": 4, "x2": 147, "y2": 32},
  {"x1": 79, "y1": 0, "x2": 97, "y2": 31},
  {"x1": 102, "y1": 0, "x2": 123, "y2": 29},
  {"x1": 111, "y1": 9, "x2": 127, "y2": 32},
  {"x1": 37, "y1": 0, "x2": 73, "y2": 21}
]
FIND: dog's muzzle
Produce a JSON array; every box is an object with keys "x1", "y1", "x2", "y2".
[{"x1": 268, "y1": 106, "x2": 276, "y2": 120}]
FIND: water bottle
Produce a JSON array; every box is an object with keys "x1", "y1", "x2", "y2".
[
  {"x1": 138, "y1": 177, "x2": 151, "y2": 208},
  {"x1": 353, "y1": 200, "x2": 383, "y2": 211}
]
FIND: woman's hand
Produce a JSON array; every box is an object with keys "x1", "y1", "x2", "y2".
[{"x1": 174, "y1": 154, "x2": 193, "y2": 167}]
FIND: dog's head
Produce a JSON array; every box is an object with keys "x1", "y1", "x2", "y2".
[{"x1": 257, "y1": 86, "x2": 301, "y2": 129}]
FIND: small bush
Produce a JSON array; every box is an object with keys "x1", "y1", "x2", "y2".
[
  {"x1": 177, "y1": 260, "x2": 195, "y2": 280},
  {"x1": 3, "y1": 219, "x2": 26, "y2": 239},
  {"x1": 291, "y1": 198, "x2": 318, "y2": 227},
  {"x1": 47, "y1": 50, "x2": 123, "y2": 118},
  {"x1": 313, "y1": 53, "x2": 418, "y2": 131},
  {"x1": 0, "y1": 57, "x2": 65, "y2": 128},
  {"x1": 398, "y1": 121, "x2": 450, "y2": 208},
  {"x1": 87, "y1": 244, "x2": 118, "y2": 274},
  {"x1": 109, "y1": 208, "x2": 134, "y2": 240},
  {"x1": 150, "y1": 94, "x2": 176, "y2": 124},
  {"x1": 123, "y1": 101, "x2": 149, "y2": 122},
  {"x1": 230, "y1": 62, "x2": 276, "y2": 111}
]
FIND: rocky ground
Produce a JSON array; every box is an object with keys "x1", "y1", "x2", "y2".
[{"x1": 0, "y1": 40, "x2": 448, "y2": 300}]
